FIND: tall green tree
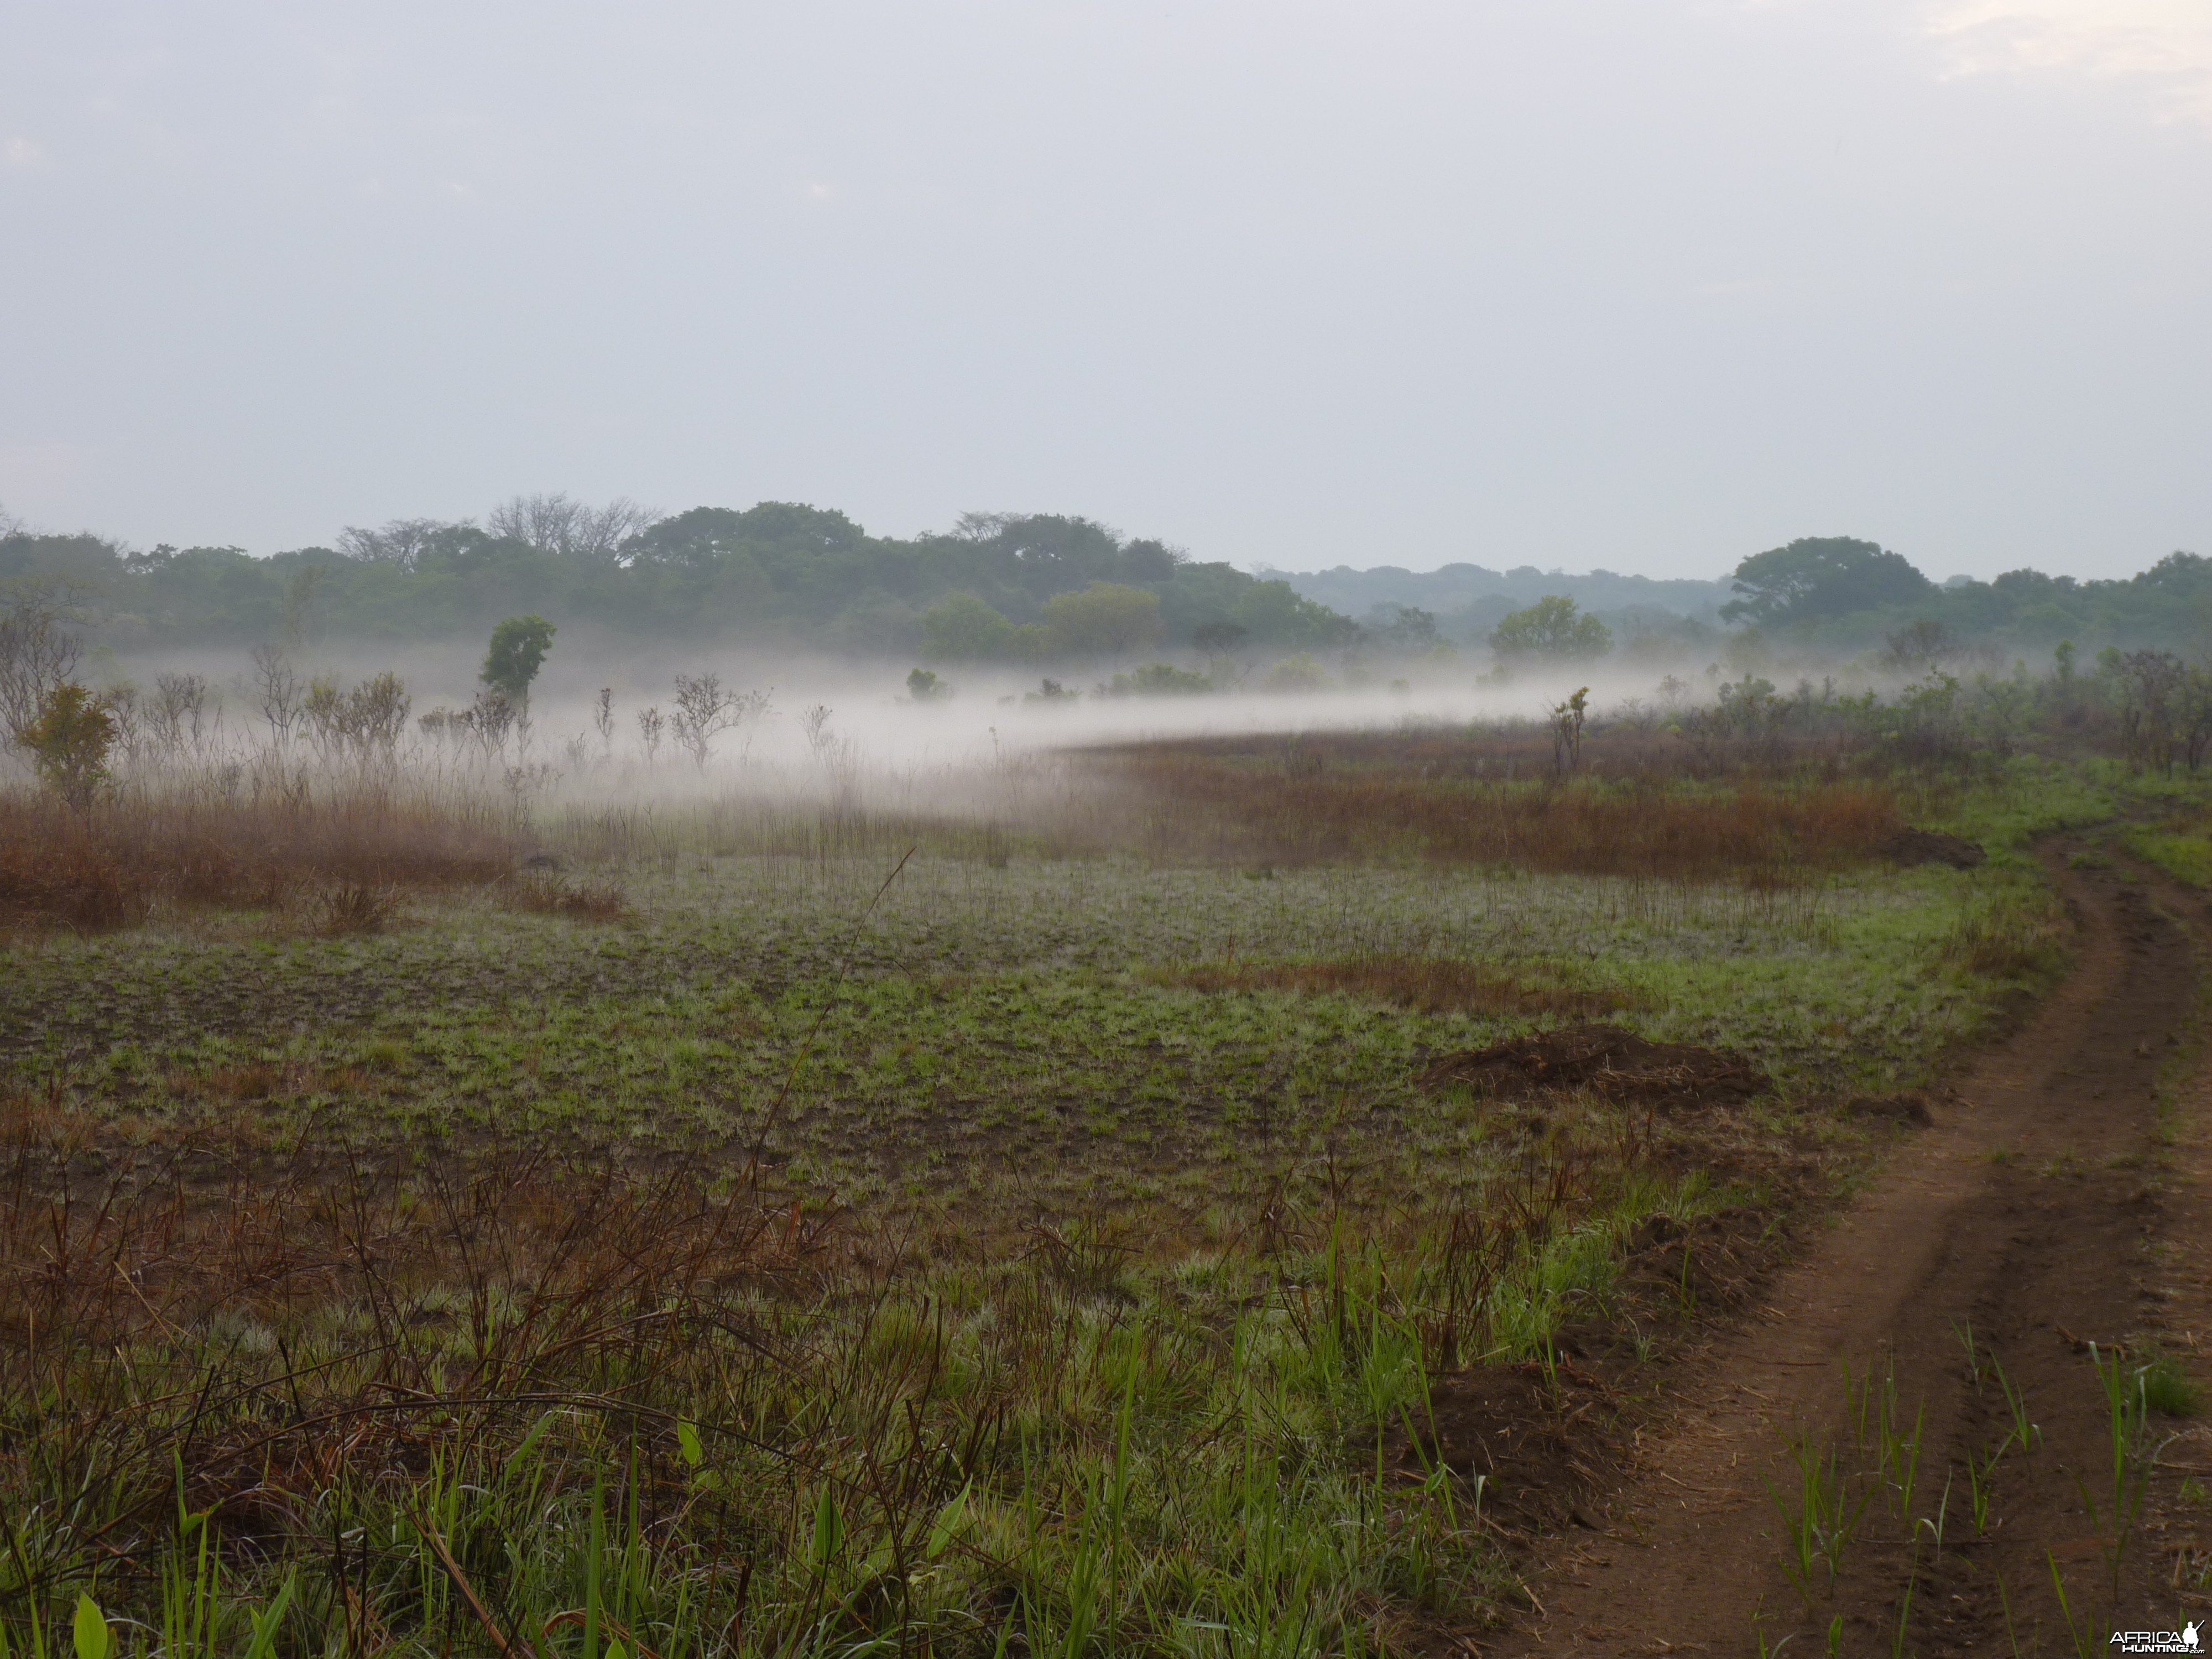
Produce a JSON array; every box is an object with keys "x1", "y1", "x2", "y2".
[
  {"x1": 1720, "y1": 537, "x2": 1934, "y2": 627},
  {"x1": 921, "y1": 594, "x2": 1026, "y2": 661},
  {"x1": 482, "y1": 614, "x2": 557, "y2": 705},
  {"x1": 1041, "y1": 583, "x2": 1165, "y2": 657},
  {"x1": 1490, "y1": 595, "x2": 1613, "y2": 661}
]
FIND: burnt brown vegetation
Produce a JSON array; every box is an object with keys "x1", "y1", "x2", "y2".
[
  {"x1": 0, "y1": 689, "x2": 2129, "y2": 1651},
  {"x1": 504, "y1": 869, "x2": 631, "y2": 922},
  {"x1": 0, "y1": 1077, "x2": 1825, "y2": 1656},
  {"x1": 0, "y1": 792, "x2": 519, "y2": 931},
  {"x1": 1417, "y1": 1023, "x2": 1772, "y2": 1112},
  {"x1": 1160, "y1": 958, "x2": 1637, "y2": 1019},
  {"x1": 1081, "y1": 733, "x2": 1904, "y2": 881}
]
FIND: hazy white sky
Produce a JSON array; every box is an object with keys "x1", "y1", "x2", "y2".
[{"x1": 2, "y1": 1, "x2": 2206, "y2": 580}]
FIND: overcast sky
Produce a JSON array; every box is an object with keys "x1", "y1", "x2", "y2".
[{"x1": 2, "y1": 2, "x2": 2206, "y2": 580}]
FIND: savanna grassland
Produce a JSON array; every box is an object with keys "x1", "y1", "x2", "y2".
[{"x1": 0, "y1": 721, "x2": 2160, "y2": 1658}]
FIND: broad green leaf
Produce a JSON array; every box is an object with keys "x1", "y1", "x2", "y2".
[
  {"x1": 72, "y1": 1595, "x2": 108, "y2": 1659},
  {"x1": 676, "y1": 1420, "x2": 703, "y2": 1468},
  {"x1": 925, "y1": 1481, "x2": 972, "y2": 1560},
  {"x1": 241, "y1": 1571, "x2": 297, "y2": 1659},
  {"x1": 809, "y1": 1488, "x2": 843, "y2": 1567}
]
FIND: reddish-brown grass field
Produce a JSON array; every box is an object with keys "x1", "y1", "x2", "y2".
[
  {"x1": 1081, "y1": 735, "x2": 1902, "y2": 881},
  {"x1": 0, "y1": 790, "x2": 520, "y2": 930}
]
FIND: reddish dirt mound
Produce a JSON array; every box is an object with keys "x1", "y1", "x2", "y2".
[
  {"x1": 1378, "y1": 1360, "x2": 1619, "y2": 1533},
  {"x1": 1162, "y1": 958, "x2": 1631, "y2": 1018},
  {"x1": 1415, "y1": 1022, "x2": 1770, "y2": 1110},
  {"x1": 1845, "y1": 1089, "x2": 1937, "y2": 1125},
  {"x1": 1879, "y1": 826, "x2": 1986, "y2": 868}
]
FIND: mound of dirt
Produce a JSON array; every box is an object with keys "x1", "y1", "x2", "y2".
[
  {"x1": 1879, "y1": 826, "x2": 1986, "y2": 869},
  {"x1": 1415, "y1": 1022, "x2": 1770, "y2": 1110},
  {"x1": 1375, "y1": 1359, "x2": 1616, "y2": 1532},
  {"x1": 1846, "y1": 1091, "x2": 1935, "y2": 1126}
]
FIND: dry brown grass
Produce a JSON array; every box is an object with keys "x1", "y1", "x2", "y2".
[
  {"x1": 504, "y1": 870, "x2": 630, "y2": 922},
  {"x1": 1160, "y1": 956, "x2": 1636, "y2": 1017},
  {"x1": 0, "y1": 1106, "x2": 815, "y2": 1549},
  {"x1": 319, "y1": 880, "x2": 400, "y2": 935},
  {"x1": 1081, "y1": 737, "x2": 1902, "y2": 881},
  {"x1": 0, "y1": 789, "x2": 520, "y2": 931}
]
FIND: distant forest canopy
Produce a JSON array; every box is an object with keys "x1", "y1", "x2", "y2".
[
  {"x1": 1277, "y1": 564, "x2": 1736, "y2": 642},
  {"x1": 0, "y1": 502, "x2": 1350, "y2": 660},
  {"x1": 0, "y1": 498, "x2": 2204, "y2": 660},
  {"x1": 1282, "y1": 535, "x2": 2212, "y2": 659}
]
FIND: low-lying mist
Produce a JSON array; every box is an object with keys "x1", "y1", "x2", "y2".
[{"x1": 58, "y1": 631, "x2": 2023, "y2": 820}]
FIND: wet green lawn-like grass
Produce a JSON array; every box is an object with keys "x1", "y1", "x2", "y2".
[
  {"x1": 0, "y1": 768, "x2": 2091, "y2": 1657},
  {"x1": 6, "y1": 848, "x2": 2048, "y2": 1218}
]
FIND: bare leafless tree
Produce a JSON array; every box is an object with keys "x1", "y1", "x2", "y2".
[
  {"x1": 487, "y1": 493, "x2": 659, "y2": 563},
  {"x1": 670, "y1": 673, "x2": 771, "y2": 765},
  {"x1": 950, "y1": 511, "x2": 1018, "y2": 542},
  {"x1": 0, "y1": 591, "x2": 83, "y2": 744},
  {"x1": 104, "y1": 682, "x2": 143, "y2": 765},
  {"x1": 335, "y1": 518, "x2": 457, "y2": 571},
  {"x1": 469, "y1": 686, "x2": 516, "y2": 756},
  {"x1": 251, "y1": 644, "x2": 304, "y2": 748},
  {"x1": 801, "y1": 702, "x2": 834, "y2": 761},
  {"x1": 637, "y1": 705, "x2": 666, "y2": 765},
  {"x1": 148, "y1": 672, "x2": 211, "y2": 758},
  {"x1": 302, "y1": 672, "x2": 414, "y2": 769},
  {"x1": 670, "y1": 672, "x2": 733, "y2": 766}
]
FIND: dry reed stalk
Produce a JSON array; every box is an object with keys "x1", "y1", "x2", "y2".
[
  {"x1": 0, "y1": 788, "x2": 520, "y2": 931},
  {"x1": 503, "y1": 872, "x2": 629, "y2": 922}
]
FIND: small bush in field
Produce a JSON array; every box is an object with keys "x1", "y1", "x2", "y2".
[
  {"x1": 507, "y1": 871, "x2": 628, "y2": 921},
  {"x1": 1940, "y1": 901, "x2": 2066, "y2": 982},
  {"x1": 319, "y1": 882, "x2": 398, "y2": 936},
  {"x1": 15, "y1": 682, "x2": 116, "y2": 809},
  {"x1": 2141, "y1": 1356, "x2": 2203, "y2": 1417},
  {"x1": 1262, "y1": 653, "x2": 1332, "y2": 693}
]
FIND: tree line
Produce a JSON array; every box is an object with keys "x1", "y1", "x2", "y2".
[
  {"x1": 0, "y1": 498, "x2": 1354, "y2": 659},
  {"x1": 3, "y1": 503, "x2": 2202, "y2": 670}
]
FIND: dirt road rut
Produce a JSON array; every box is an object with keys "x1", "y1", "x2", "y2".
[{"x1": 1495, "y1": 854, "x2": 2201, "y2": 1655}]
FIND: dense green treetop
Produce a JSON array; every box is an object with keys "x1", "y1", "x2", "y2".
[
  {"x1": 0, "y1": 505, "x2": 1356, "y2": 656},
  {"x1": 1719, "y1": 537, "x2": 1937, "y2": 627},
  {"x1": 1489, "y1": 595, "x2": 1614, "y2": 660},
  {"x1": 481, "y1": 614, "x2": 557, "y2": 703},
  {"x1": 2, "y1": 501, "x2": 2204, "y2": 658}
]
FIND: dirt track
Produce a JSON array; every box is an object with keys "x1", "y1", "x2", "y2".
[{"x1": 1494, "y1": 853, "x2": 2206, "y2": 1654}]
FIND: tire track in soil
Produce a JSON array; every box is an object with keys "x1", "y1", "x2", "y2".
[{"x1": 1490, "y1": 852, "x2": 2197, "y2": 1655}]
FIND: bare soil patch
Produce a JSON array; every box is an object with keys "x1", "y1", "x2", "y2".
[
  {"x1": 1160, "y1": 958, "x2": 1633, "y2": 1018},
  {"x1": 1415, "y1": 1022, "x2": 1772, "y2": 1111},
  {"x1": 1486, "y1": 852, "x2": 2201, "y2": 1654},
  {"x1": 1881, "y1": 825, "x2": 1989, "y2": 869}
]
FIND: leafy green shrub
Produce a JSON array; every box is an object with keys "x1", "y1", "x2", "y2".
[
  {"x1": 481, "y1": 613, "x2": 556, "y2": 704},
  {"x1": 13, "y1": 681, "x2": 115, "y2": 808},
  {"x1": 2140, "y1": 1356, "x2": 2202, "y2": 1418},
  {"x1": 1262, "y1": 653, "x2": 1332, "y2": 693},
  {"x1": 1102, "y1": 662, "x2": 1212, "y2": 697}
]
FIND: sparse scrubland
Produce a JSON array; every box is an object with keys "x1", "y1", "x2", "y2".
[{"x1": 4, "y1": 589, "x2": 2210, "y2": 1653}]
